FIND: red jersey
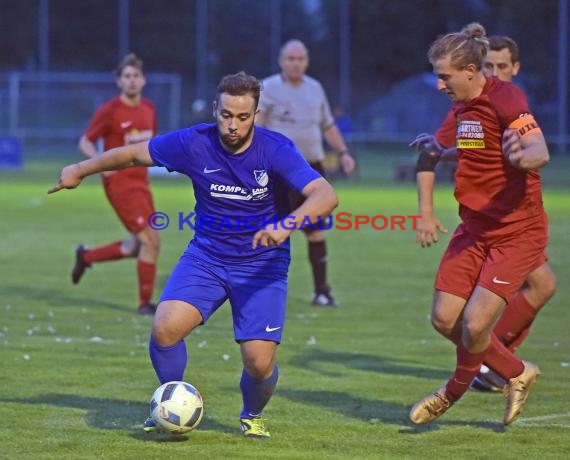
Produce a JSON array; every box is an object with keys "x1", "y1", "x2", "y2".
[
  {"x1": 435, "y1": 77, "x2": 543, "y2": 223},
  {"x1": 85, "y1": 97, "x2": 156, "y2": 182}
]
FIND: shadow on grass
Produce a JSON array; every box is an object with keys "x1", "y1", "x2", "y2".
[
  {"x1": 279, "y1": 388, "x2": 506, "y2": 433},
  {"x1": 0, "y1": 393, "x2": 235, "y2": 439},
  {"x1": 289, "y1": 348, "x2": 449, "y2": 380},
  {"x1": 279, "y1": 388, "x2": 410, "y2": 426},
  {"x1": 399, "y1": 419, "x2": 505, "y2": 433},
  {"x1": 0, "y1": 284, "x2": 133, "y2": 313}
]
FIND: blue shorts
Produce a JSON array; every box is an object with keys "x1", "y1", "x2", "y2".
[{"x1": 160, "y1": 243, "x2": 290, "y2": 343}]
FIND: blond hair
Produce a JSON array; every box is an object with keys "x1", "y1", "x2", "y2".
[{"x1": 428, "y1": 22, "x2": 489, "y2": 70}]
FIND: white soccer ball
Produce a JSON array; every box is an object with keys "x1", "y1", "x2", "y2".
[{"x1": 150, "y1": 381, "x2": 204, "y2": 434}]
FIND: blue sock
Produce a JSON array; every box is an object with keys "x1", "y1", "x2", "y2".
[
  {"x1": 148, "y1": 335, "x2": 187, "y2": 384},
  {"x1": 240, "y1": 364, "x2": 279, "y2": 419}
]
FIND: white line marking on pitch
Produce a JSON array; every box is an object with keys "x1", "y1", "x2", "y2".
[
  {"x1": 517, "y1": 412, "x2": 570, "y2": 422},
  {"x1": 515, "y1": 412, "x2": 570, "y2": 427}
]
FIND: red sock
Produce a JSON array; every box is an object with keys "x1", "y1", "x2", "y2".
[
  {"x1": 507, "y1": 328, "x2": 530, "y2": 353},
  {"x1": 483, "y1": 334, "x2": 525, "y2": 380},
  {"x1": 84, "y1": 241, "x2": 123, "y2": 265},
  {"x1": 445, "y1": 342, "x2": 486, "y2": 402},
  {"x1": 138, "y1": 260, "x2": 156, "y2": 306},
  {"x1": 493, "y1": 292, "x2": 537, "y2": 350}
]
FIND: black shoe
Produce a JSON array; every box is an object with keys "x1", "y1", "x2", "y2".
[
  {"x1": 311, "y1": 293, "x2": 337, "y2": 307},
  {"x1": 137, "y1": 303, "x2": 157, "y2": 315},
  {"x1": 72, "y1": 245, "x2": 90, "y2": 285}
]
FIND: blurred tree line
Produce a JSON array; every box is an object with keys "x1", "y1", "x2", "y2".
[{"x1": 0, "y1": 0, "x2": 564, "y2": 115}]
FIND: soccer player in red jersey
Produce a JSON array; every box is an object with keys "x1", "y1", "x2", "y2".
[
  {"x1": 408, "y1": 23, "x2": 549, "y2": 425},
  {"x1": 74, "y1": 54, "x2": 160, "y2": 315},
  {"x1": 472, "y1": 35, "x2": 557, "y2": 391},
  {"x1": 414, "y1": 35, "x2": 557, "y2": 393}
]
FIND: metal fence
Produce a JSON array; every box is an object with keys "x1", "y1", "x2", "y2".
[
  {"x1": 0, "y1": 71, "x2": 181, "y2": 152},
  {"x1": 0, "y1": 70, "x2": 567, "y2": 157}
]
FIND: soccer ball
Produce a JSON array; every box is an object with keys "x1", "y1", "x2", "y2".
[{"x1": 150, "y1": 381, "x2": 204, "y2": 434}]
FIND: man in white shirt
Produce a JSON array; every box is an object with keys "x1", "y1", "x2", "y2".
[{"x1": 258, "y1": 39, "x2": 356, "y2": 307}]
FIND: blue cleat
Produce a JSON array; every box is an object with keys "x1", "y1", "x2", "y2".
[{"x1": 143, "y1": 416, "x2": 158, "y2": 433}]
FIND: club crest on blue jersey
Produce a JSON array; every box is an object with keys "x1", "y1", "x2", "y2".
[{"x1": 254, "y1": 170, "x2": 269, "y2": 187}]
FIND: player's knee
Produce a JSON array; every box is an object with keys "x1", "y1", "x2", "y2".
[
  {"x1": 462, "y1": 318, "x2": 488, "y2": 343},
  {"x1": 151, "y1": 321, "x2": 181, "y2": 347},
  {"x1": 538, "y1": 272, "x2": 557, "y2": 302},
  {"x1": 146, "y1": 237, "x2": 160, "y2": 254},
  {"x1": 526, "y1": 266, "x2": 557, "y2": 306},
  {"x1": 243, "y1": 355, "x2": 274, "y2": 380},
  {"x1": 139, "y1": 229, "x2": 160, "y2": 253},
  {"x1": 431, "y1": 314, "x2": 455, "y2": 338}
]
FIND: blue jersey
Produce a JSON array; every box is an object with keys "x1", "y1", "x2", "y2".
[{"x1": 149, "y1": 124, "x2": 321, "y2": 261}]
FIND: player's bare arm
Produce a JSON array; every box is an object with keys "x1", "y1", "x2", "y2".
[
  {"x1": 48, "y1": 141, "x2": 154, "y2": 194},
  {"x1": 78, "y1": 135, "x2": 99, "y2": 159},
  {"x1": 323, "y1": 124, "x2": 356, "y2": 174},
  {"x1": 78, "y1": 135, "x2": 119, "y2": 178},
  {"x1": 411, "y1": 133, "x2": 448, "y2": 247},
  {"x1": 252, "y1": 177, "x2": 338, "y2": 249},
  {"x1": 416, "y1": 171, "x2": 448, "y2": 248},
  {"x1": 502, "y1": 127, "x2": 549, "y2": 170}
]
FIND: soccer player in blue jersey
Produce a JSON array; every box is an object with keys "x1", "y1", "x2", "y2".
[{"x1": 49, "y1": 71, "x2": 339, "y2": 438}]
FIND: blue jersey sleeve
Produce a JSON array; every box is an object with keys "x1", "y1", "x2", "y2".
[
  {"x1": 149, "y1": 129, "x2": 189, "y2": 173},
  {"x1": 271, "y1": 141, "x2": 322, "y2": 192}
]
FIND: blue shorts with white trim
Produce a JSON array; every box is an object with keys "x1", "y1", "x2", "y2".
[{"x1": 160, "y1": 243, "x2": 290, "y2": 343}]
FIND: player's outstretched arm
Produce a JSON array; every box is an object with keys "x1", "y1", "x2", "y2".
[
  {"x1": 48, "y1": 141, "x2": 154, "y2": 194},
  {"x1": 252, "y1": 178, "x2": 338, "y2": 249}
]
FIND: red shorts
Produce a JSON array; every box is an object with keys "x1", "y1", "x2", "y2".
[
  {"x1": 102, "y1": 173, "x2": 155, "y2": 234},
  {"x1": 435, "y1": 213, "x2": 548, "y2": 301}
]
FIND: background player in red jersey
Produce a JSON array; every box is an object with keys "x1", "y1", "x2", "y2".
[
  {"x1": 413, "y1": 35, "x2": 557, "y2": 393},
  {"x1": 408, "y1": 23, "x2": 549, "y2": 426},
  {"x1": 483, "y1": 35, "x2": 520, "y2": 82},
  {"x1": 472, "y1": 35, "x2": 557, "y2": 391},
  {"x1": 74, "y1": 53, "x2": 160, "y2": 315}
]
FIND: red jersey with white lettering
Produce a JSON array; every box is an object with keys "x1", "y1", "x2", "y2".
[
  {"x1": 435, "y1": 77, "x2": 543, "y2": 224},
  {"x1": 85, "y1": 97, "x2": 156, "y2": 182}
]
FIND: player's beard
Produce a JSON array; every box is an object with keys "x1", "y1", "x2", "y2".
[
  {"x1": 220, "y1": 123, "x2": 255, "y2": 152},
  {"x1": 123, "y1": 86, "x2": 142, "y2": 101}
]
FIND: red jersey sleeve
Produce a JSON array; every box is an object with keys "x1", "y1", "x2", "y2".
[
  {"x1": 141, "y1": 98, "x2": 157, "y2": 136},
  {"x1": 435, "y1": 109, "x2": 457, "y2": 148},
  {"x1": 492, "y1": 82, "x2": 532, "y2": 129},
  {"x1": 84, "y1": 102, "x2": 112, "y2": 142}
]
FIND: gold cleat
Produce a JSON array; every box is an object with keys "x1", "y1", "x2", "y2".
[
  {"x1": 409, "y1": 387, "x2": 452, "y2": 425},
  {"x1": 503, "y1": 361, "x2": 540, "y2": 426}
]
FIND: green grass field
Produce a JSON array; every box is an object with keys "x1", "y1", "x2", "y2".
[{"x1": 1, "y1": 153, "x2": 569, "y2": 459}]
